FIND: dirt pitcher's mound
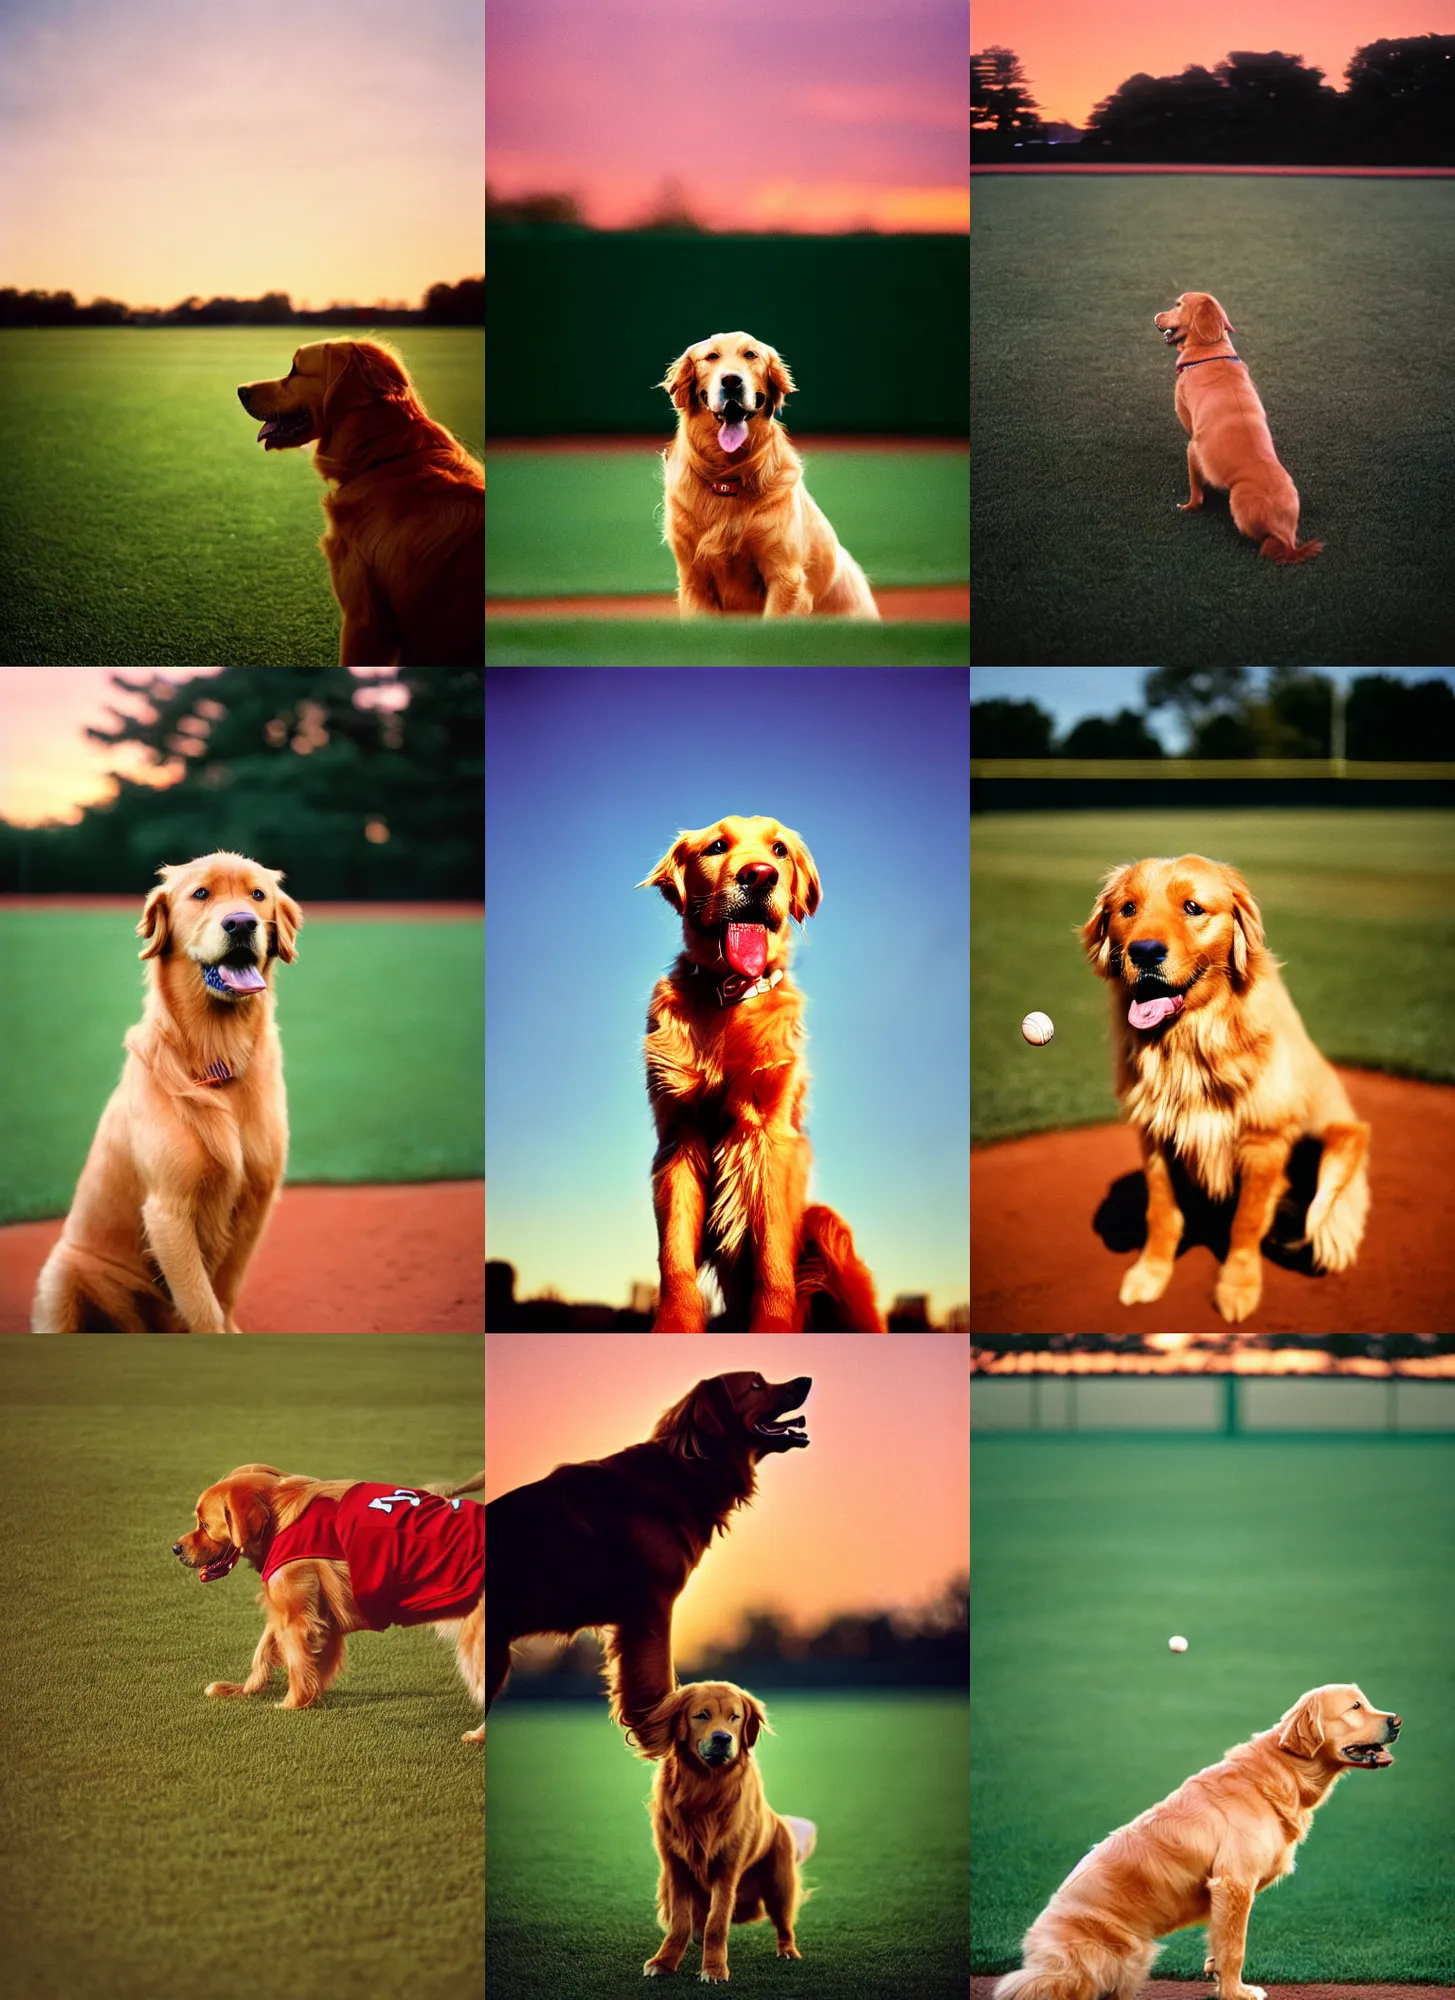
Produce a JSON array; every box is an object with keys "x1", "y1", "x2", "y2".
[
  {"x1": 971, "y1": 1070, "x2": 1455, "y2": 1335},
  {"x1": 0, "y1": 1183, "x2": 483, "y2": 1334},
  {"x1": 972, "y1": 1984, "x2": 1443, "y2": 1999}
]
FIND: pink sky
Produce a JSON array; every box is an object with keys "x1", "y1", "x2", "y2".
[
  {"x1": 0, "y1": 0, "x2": 482, "y2": 309},
  {"x1": 0, "y1": 669, "x2": 402, "y2": 827},
  {"x1": 973, "y1": 0, "x2": 1455, "y2": 129},
  {"x1": 488, "y1": 0, "x2": 969, "y2": 233},
  {"x1": 485, "y1": 1334, "x2": 969, "y2": 1659}
]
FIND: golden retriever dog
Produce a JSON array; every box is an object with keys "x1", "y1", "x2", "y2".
[
  {"x1": 994, "y1": 1684, "x2": 1400, "y2": 2000},
  {"x1": 635, "y1": 1681, "x2": 816, "y2": 1984},
  {"x1": 1082, "y1": 855, "x2": 1369, "y2": 1324},
  {"x1": 640, "y1": 816, "x2": 885, "y2": 1331},
  {"x1": 658, "y1": 331, "x2": 880, "y2": 617},
  {"x1": 173, "y1": 1464, "x2": 485, "y2": 1743},
  {"x1": 1153, "y1": 293, "x2": 1322, "y2": 564},
  {"x1": 237, "y1": 338, "x2": 483, "y2": 665},
  {"x1": 487, "y1": 1373, "x2": 810, "y2": 1733},
  {"x1": 32, "y1": 853, "x2": 302, "y2": 1334}
]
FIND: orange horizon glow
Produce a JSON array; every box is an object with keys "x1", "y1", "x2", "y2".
[
  {"x1": 973, "y1": 0, "x2": 1451, "y2": 131},
  {"x1": 485, "y1": 1335, "x2": 969, "y2": 1658}
]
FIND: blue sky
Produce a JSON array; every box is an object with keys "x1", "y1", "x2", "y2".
[
  {"x1": 970, "y1": 667, "x2": 1455, "y2": 755},
  {"x1": 485, "y1": 668, "x2": 969, "y2": 1323}
]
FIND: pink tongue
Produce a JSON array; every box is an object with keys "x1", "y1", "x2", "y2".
[
  {"x1": 217, "y1": 961, "x2": 266, "y2": 993},
  {"x1": 724, "y1": 924, "x2": 767, "y2": 977},
  {"x1": 1128, "y1": 993, "x2": 1184, "y2": 1030},
  {"x1": 718, "y1": 420, "x2": 749, "y2": 453}
]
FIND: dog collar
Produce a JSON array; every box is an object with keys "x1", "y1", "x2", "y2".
[
  {"x1": 687, "y1": 964, "x2": 784, "y2": 1007},
  {"x1": 1177, "y1": 355, "x2": 1245, "y2": 372},
  {"x1": 197, "y1": 1060, "x2": 234, "y2": 1087},
  {"x1": 702, "y1": 471, "x2": 747, "y2": 496}
]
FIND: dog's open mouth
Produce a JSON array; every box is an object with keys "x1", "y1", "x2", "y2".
[
  {"x1": 198, "y1": 1543, "x2": 242, "y2": 1583},
  {"x1": 714, "y1": 399, "x2": 752, "y2": 454},
  {"x1": 1343, "y1": 1741, "x2": 1395, "y2": 1767},
  {"x1": 754, "y1": 1412, "x2": 808, "y2": 1445},
  {"x1": 1160, "y1": 325, "x2": 1184, "y2": 346},
  {"x1": 1128, "y1": 974, "x2": 1189, "y2": 1031},
  {"x1": 255, "y1": 411, "x2": 315, "y2": 450},
  {"x1": 202, "y1": 950, "x2": 266, "y2": 998},
  {"x1": 721, "y1": 921, "x2": 771, "y2": 977}
]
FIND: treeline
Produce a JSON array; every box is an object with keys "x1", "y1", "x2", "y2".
[
  {"x1": 0, "y1": 667, "x2": 483, "y2": 900},
  {"x1": 0, "y1": 276, "x2": 483, "y2": 330},
  {"x1": 495, "y1": 1578, "x2": 970, "y2": 1701},
  {"x1": 972, "y1": 672, "x2": 1455, "y2": 760},
  {"x1": 973, "y1": 36, "x2": 1455, "y2": 165}
]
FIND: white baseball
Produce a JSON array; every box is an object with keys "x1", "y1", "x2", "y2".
[
  {"x1": 1168, "y1": 1635, "x2": 1189, "y2": 1653},
  {"x1": 1021, "y1": 1011, "x2": 1055, "y2": 1045}
]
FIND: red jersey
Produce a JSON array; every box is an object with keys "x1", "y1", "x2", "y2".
[{"x1": 261, "y1": 1484, "x2": 484, "y2": 1630}]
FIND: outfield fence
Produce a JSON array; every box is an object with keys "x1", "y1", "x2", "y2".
[{"x1": 971, "y1": 1375, "x2": 1455, "y2": 1434}]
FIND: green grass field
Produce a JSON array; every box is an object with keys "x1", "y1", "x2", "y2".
[
  {"x1": 970, "y1": 807, "x2": 1455, "y2": 1143},
  {"x1": 971, "y1": 1435, "x2": 1455, "y2": 1980},
  {"x1": 971, "y1": 176, "x2": 1455, "y2": 665},
  {"x1": 486, "y1": 444, "x2": 969, "y2": 664},
  {"x1": 0, "y1": 911, "x2": 484, "y2": 1219},
  {"x1": 486, "y1": 1693, "x2": 968, "y2": 1998},
  {"x1": 0, "y1": 328, "x2": 484, "y2": 666},
  {"x1": 0, "y1": 1335, "x2": 483, "y2": 2000}
]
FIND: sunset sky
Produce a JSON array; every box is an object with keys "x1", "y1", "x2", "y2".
[
  {"x1": 0, "y1": 0, "x2": 483, "y2": 310},
  {"x1": 484, "y1": 1335, "x2": 969, "y2": 1660},
  {"x1": 488, "y1": 0, "x2": 969, "y2": 232},
  {"x1": 974, "y1": 0, "x2": 1455, "y2": 129}
]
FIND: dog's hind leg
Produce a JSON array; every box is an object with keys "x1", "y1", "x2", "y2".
[{"x1": 1305, "y1": 1121, "x2": 1370, "y2": 1271}]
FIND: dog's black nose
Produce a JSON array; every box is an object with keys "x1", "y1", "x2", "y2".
[
  {"x1": 720, "y1": 372, "x2": 742, "y2": 392},
  {"x1": 221, "y1": 912, "x2": 258, "y2": 937},
  {"x1": 171, "y1": 1542, "x2": 184, "y2": 1557},
  {"x1": 1128, "y1": 939, "x2": 1168, "y2": 970}
]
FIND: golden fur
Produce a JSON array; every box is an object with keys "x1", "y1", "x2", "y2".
[
  {"x1": 173, "y1": 1464, "x2": 485, "y2": 1743},
  {"x1": 636, "y1": 1681, "x2": 816, "y2": 1984},
  {"x1": 640, "y1": 816, "x2": 884, "y2": 1331},
  {"x1": 32, "y1": 852, "x2": 301, "y2": 1333},
  {"x1": 1153, "y1": 293, "x2": 1322, "y2": 564},
  {"x1": 238, "y1": 338, "x2": 483, "y2": 665},
  {"x1": 659, "y1": 331, "x2": 880, "y2": 617},
  {"x1": 1082, "y1": 855, "x2": 1369, "y2": 1325},
  {"x1": 994, "y1": 1684, "x2": 1400, "y2": 2000}
]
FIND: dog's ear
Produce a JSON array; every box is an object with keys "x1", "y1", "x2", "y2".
[
  {"x1": 659, "y1": 347, "x2": 698, "y2": 412},
  {"x1": 221, "y1": 1481, "x2": 273, "y2": 1555},
  {"x1": 782, "y1": 828, "x2": 820, "y2": 922},
  {"x1": 1222, "y1": 865, "x2": 1265, "y2": 986},
  {"x1": 1189, "y1": 294, "x2": 1231, "y2": 344},
  {"x1": 138, "y1": 875, "x2": 174, "y2": 960},
  {"x1": 762, "y1": 344, "x2": 795, "y2": 415},
  {"x1": 1078, "y1": 865, "x2": 1129, "y2": 976},
  {"x1": 269, "y1": 877, "x2": 303, "y2": 963},
  {"x1": 1278, "y1": 1691, "x2": 1325, "y2": 1759},
  {"x1": 740, "y1": 1692, "x2": 773, "y2": 1749},
  {"x1": 637, "y1": 833, "x2": 693, "y2": 913}
]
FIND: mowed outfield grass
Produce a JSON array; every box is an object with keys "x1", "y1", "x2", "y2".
[
  {"x1": 0, "y1": 1335, "x2": 483, "y2": 2000},
  {"x1": 971, "y1": 175, "x2": 1455, "y2": 666},
  {"x1": 486, "y1": 1693, "x2": 968, "y2": 1999},
  {"x1": 0, "y1": 328, "x2": 484, "y2": 666},
  {"x1": 970, "y1": 807, "x2": 1455, "y2": 1143},
  {"x1": 971, "y1": 1436, "x2": 1455, "y2": 1981},
  {"x1": 486, "y1": 443, "x2": 969, "y2": 665},
  {"x1": 0, "y1": 910, "x2": 484, "y2": 1219}
]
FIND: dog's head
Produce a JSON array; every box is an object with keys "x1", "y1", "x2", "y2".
[
  {"x1": 639, "y1": 815, "x2": 819, "y2": 987},
  {"x1": 634, "y1": 1679, "x2": 771, "y2": 1765},
  {"x1": 138, "y1": 851, "x2": 301, "y2": 1005},
  {"x1": 1277, "y1": 1683, "x2": 1401, "y2": 1770},
  {"x1": 171, "y1": 1464, "x2": 285, "y2": 1581},
  {"x1": 659, "y1": 331, "x2": 795, "y2": 461},
  {"x1": 1154, "y1": 292, "x2": 1235, "y2": 350},
  {"x1": 1080, "y1": 853, "x2": 1270, "y2": 1035}
]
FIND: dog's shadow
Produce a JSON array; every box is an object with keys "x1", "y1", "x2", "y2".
[{"x1": 1095, "y1": 1139, "x2": 1324, "y2": 1276}]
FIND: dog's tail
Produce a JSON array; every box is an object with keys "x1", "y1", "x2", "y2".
[
  {"x1": 1304, "y1": 1120, "x2": 1371, "y2": 1270},
  {"x1": 992, "y1": 1937, "x2": 1158, "y2": 2000},
  {"x1": 1259, "y1": 534, "x2": 1323, "y2": 564},
  {"x1": 795, "y1": 1204, "x2": 886, "y2": 1330},
  {"x1": 425, "y1": 1471, "x2": 485, "y2": 1499},
  {"x1": 781, "y1": 1815, "x2": 817, "y2": 1864}
]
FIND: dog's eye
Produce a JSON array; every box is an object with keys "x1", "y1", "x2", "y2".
[
  {"x1": 1184, "y1": 901, "x2": 1205, "y2": 916},
  {"x1": 1119, "y1": 901, "x2": 1136, "y2": 917},
  {"x1": 744, "y1": 350, "x2": 757, "y2": 360},
  {"x1": 192, "y1": 887, "x2": 210, "y2": 901},
  {"x1": 705, "y1": 352, "x2": 718, "y2": 361},
  {"x1": 772, "y1": 843, "x2": 788, "y2": 857},
  {"x1": 704, "y1": 838, "x2": 728, "y2": 854},
  {"x1": 251, "y1": 889, "x2": 266, "y2": 901}
]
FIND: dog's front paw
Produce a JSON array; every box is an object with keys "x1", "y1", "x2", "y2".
[
  {"x1": 204, "y1": 1680, "x2": 247, "y2": 1699},
  {"x1": 697, "y1": 1972, "x2": 729, "y2": 1986},
  {"x1": 1214, "y1": 1253, "x2": 1263, "y2": 1324},
  {"x1": 1178, "y1": 499, "x2": 1204, "y2": 513},
  {"x1": 1119, "y1": 1255, "x2": 1173, "y2": 1305}
]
